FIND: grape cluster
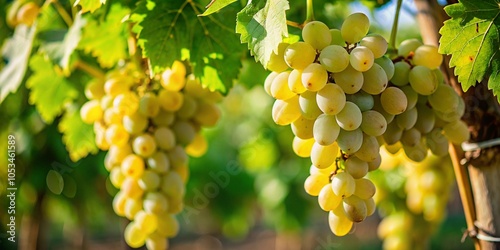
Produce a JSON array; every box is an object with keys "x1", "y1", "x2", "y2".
[
  {"x1": 80, "y1": 62, "x2": 221, "y2": 249},
  {"x1": 263, "y1": 12, "x2": 469, "y2": 236},
  {"x1": 375, "y1": 150, "x2": 454, "y2": 250}
]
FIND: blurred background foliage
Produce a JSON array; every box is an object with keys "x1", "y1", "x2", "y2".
[{"x1": 0, "y1": 0, "x2": 473, "y2": 249}]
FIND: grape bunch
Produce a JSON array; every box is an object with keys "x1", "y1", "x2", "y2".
[
  {"x1": 80, "y1": 62, "x2": 221, "y2": 249},
  {"x1": 374, "y1": 150, "x2": 454, "y2": 250},
  {"x1": 262, "y1": 12, "x2": 469, "y2": 236}
]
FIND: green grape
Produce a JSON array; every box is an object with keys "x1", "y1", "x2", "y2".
[
  {"x1": 396, "y1": 107, "x2": 418, "y2": 130},
  {"x1": 184, "y1": 76, "x2": 207, "y2": 98},
  {"x1": 104, "y1": 108, "x2": 123, "y2": 125},
  {"x1": 267, "y1": 43, "x2": 290, "y2": 72},
  {"x1": 303, "y1": 21, "x2": 332, "y2": 50},
  {"x1": 331, "y1": 171, "x2": 355, "y2": 198},
  {"x1": 272, "y1": 95, "x2": 301, "y2": 125},
  {"x1": 330, "y1": 29, "x2": 346, "y2": 46},
  {"x1": 288, "y1": 69, "x2": 307, "y2": 94},
  {"x1": 335, "y1": 101, "x2": 362, "y2": 131},
  {"x1": 302, "y1": 63, "x2": 328, "y2": 92},
  {"x1": 383, "y1": 121, "x2": 403, "y2": 145},
  {"x1": 271, "y1": 71, "x2": 295, "y2": 100},
  {"x1": 311, "y1": 142, "x2": 339, "y2": 169},
  {"x1": 143, "y1": 192, "x2": 169, "y2": 214},
  {"x1": 341, "y1": 12, "x2": 370, "y2": 44},
  {"x1": 401, "y1": 128, "x2": 421, "y2": 147},
  {"x1": 139, "y1": 92, "x2": 160, "y2": 117},
  {"x1": 121, "y1": 154, "x2": 145, "y2": 179},
  {"x1": 284, "y1": 42, "x2": 317, "y2": 70},
  {"x1": 158, "y1": 89, "x2": 184, "y2": 112},
  {"x1": 409, "y1": 65, "x2": 438, "y2": 95},
  {"x1": 145, "y1": 232, "x2": 168, "y2": 250},
  {"x1": 105, "y1": 124, "x2": 130, "y2": 146},
  {"x1": 314, "y1": 114, "x2": 340, "y2": 146},
  {"x1": 85, "y1": 79, "x2": 105, "y2": 100},
  {"x1": 443, "y1": 120, "x2": 470, "y2": 144},
  {"x1": 375, "y1": 56, "x2": 395, "y2": 80},
  {"x1": 365, "y1": 197, "x2": 376, "y2": 216},
  {"x1": 380, "y1": 87, "x2": 408, "y2": 115},
  {"x1": 160, "y1": 171, "x2": 185, "y2": 200},
  {"x1": 194, "y1": 100, "x2": 220, "y2": 127},
  {"x1": 403, "y1": 139, "x2": 428, "y2": 162},
  {"x1": 152, "y1": 109, "x2": 174, "y2": 126},
  {"x1": 292, "y1": 137, "x2": 315, "y2": 157},
  {"x1": 337, "y1": 128, "x2": 363, "y2": 155},
  {"x1": 318, "y1": 183, "x2": 342, "y2": 211},
  {"x1": 186, "y1": 133, "x2": 208, "y2": 157},
  {"x1": 133, "y1": 134, "x2": 157, "y2": 157},
  {"x1": 147, "y1": 151, "x2": 170, "y2": 173},
  {"x1": 264, "y1": 72, "x2": 278, "y2": 96},
  {"x1": 172, "y1": 120, "x2": 196, "y2": 145},
  {"x1": 156, "y1": 213, "x2": 179, "y2": 237},
  {"x1": 367, "y1": 153, "x2": 381, "y2": 171},
  {"x1": 291, "y1": 116, "x2": 315, "y2": 139},
  {"x1": 134, "y1": 210, "x2": 158, "y2": 235},
  {"x1": 332, "y1": 65, "x2": 363, "y2": 94},
  {"x1": 414, "y1": 104, "x2": 435, "y2": 134},
  {"x1": 345, "y1": 156, "x2": 368, "y2": 179},
  {"x1": 113, "y1": 92, "x2": 139, "y2": 116},
  {"x1": 80, "y1": 100, "x2": 103, "y2": 124},
  {"x1": 319, "y1": 45, "x2": 350, "y2": 73},
  {"x1": 123, "y1": 112, "x2": 148, "y2": 135},
  {"x1": 361, "y1": 63, "x2": 387, "y2": 95},
  {"x1": 413, "y1": 45, "x2": 443, "y2": 69},
  {"x1": 360, "y1": 110, "x2": 387, "y2": 137},
  {"x1": 353, "y1": 178, "x2": 376, "y2": 199},
  {"x1": 428, "y1": 84, "x2": 459, "y2": 113},
  {"x1": 316, "y1": 84, "x2": 346, "y2": 115},
  {"x1": 110, "y1": 167, "x2": 126, "y2": 188},
  {"x1": 426, "y1": 128, "x2": 449, "y2": 156},
  {"x1": 124, "y1": 221, "x2": 147, "y2": 248},
  {"x1": 176, "y1": 94, "x2": 198, "y2": 119},
  {"x1": 154, "y1": 126, "x2": 176, "y2": 151},
  {"x1": 138, "y1": 170, "x2": 161, "y2": 191},
  {"x1": 124, "y1": 198, "x2": 142, "y2": 220},
  {"x1": 391, "y1": 61, "x2": 411, "y2": 86},
  {"x1": 360, "y1": 34, "x2": 388, "y2": 58},
  {"x1": 397, "y1": 38, "x2": 422, "y2": 58},
  {"x1": 167, "y1": 146, "x2": 188, "y2": 170},
  {"x1": 434, "y1": 96, "x2": 465, "y2": 122},
  {"x1": 350, "y1": 46, "x2": 374, "y2": 72},
  {"x1": 343, "y1": 195, "x2": 368, "y2": 222},
  {"x1": 329, "y1": 207, "x2": 353, "y2": 236},
  {"x1": 355, "y1": 134, "x2": 379, "y2": 162},
  {"x1": 304, "y1": 173, "x2": 330, "y2": 196},
  {"x1": 346, "y1": 91, "x2": 374, "y2": 112},
  {"x1": 121, "y1": 177, "x2": 144, "y2": 199},
  {"x1": 400, "y1": 85, "x2": 418, "y2": 110},
  {"x1": 299, "y1": 91, "x2": 323, "y2": 119}
]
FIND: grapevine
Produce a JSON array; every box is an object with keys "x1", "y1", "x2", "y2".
[
  {"x1": 80, "y1": 61, "x2": 221, "y2": 249},
  {"x1": 263, "y1": 12, "x2": 469, "y2": 236}
]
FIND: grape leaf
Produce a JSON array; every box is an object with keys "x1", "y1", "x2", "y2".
[
  {"x1": 26, "y1": 55, "x2": 78, "y2": 123},
  {"x1": 200, "y1": 0, "x2": 237, "y2": 16},
  {"x1": 59, "y1": 107, "x2": 98, "y2": 162},
  {"x1": 131, "y1": 0, "x2": 243, "y2": 94},
  {"x1": 79, "y1": 4, "x2": 129, "y2": 68},
  {"x1": 236, "y1": 0, "x2": 289, "y2": 68},
  {"x1": 0, "y1": 25, "x2": 37, "y2": 102},
  {"x1": 74, "y1": 0, "x2": 107, "y2": 13},
  {"x1": 439, "y1": 0, "x2": 500, "y2": 101}
]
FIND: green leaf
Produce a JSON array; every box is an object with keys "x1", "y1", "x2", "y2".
[
  {"x1": 439, "y1": 0, "x2": 500, "y2": 100},
  {"x1": 200, "y1": 0, "x2": 237, "y2": 16},
  {"x1": 74, "y1": 0, "x2": 107, "y2": 13},
  {"x1": 131, "y1": 0, "x2": 244, "y2": 93},
  {"x1": 59, "y1": 106, "x2": 98, "y2": 162},
  {"x1": 0, "y1": 25, "x2": 37, "y2": 102},
  {"x1": 26, "y1": 55, "x2": 78, "y2": 123},
  {"x1": 236, "y1": 0, "x2": 289, "y2": 68},
  {"x1": 79, "y1": 4, "x2": 129, "y2": 68}
]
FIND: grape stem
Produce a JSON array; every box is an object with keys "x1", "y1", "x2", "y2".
[
  {"x1": 389, "y1": 0, "x2": 403, "y2": 52},
  {"x1": 51, "y1": 0, "x2": 73, "y2": 27},
  {"x1": 74, "y1": 60, "x2": 106, "y2": 80},
  {"x1": 286, "y1": 20, "x2": 303, "y2": 29},
  {"x1": 305, "y1": 0, "x2": 315, "y2": 23}
]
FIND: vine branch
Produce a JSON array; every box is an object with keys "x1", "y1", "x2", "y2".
[{"x1": 389, "y1": 0, "x2": 403, "y2": 50}]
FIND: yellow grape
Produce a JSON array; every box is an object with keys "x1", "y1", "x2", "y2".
[
  {"x1": 16, "y1": 2, "x2": 39, "y2": 26},
  {"x1": 267, "y1": 43, "x2": 290, "y2": 72},
  {"x1": 311, "y1": 142, "x2": 339, "y2": 169},
  {"x1": 316, "y1": 83, "x2": 346, "y2": 115},
  {"x1": 272, "y1": 95, "x2": 301, "y2": 125},
  {"x1": 302, "y1": 21, "x2": 332, "y2": 50},
  {"x1": 105, "y1": 124, "x2": 130, "y2": 146},
  {"x1": 284, "y1": 42, "x2": 317, "y2": 70},
  {"x1": 158, "y1": 89, "x2": 184, "y2": 112},
  {"x1": 304, "y1": 173, "x2": 330, "y2": 196},
  {"x1": 121, "y1": 154, "x2": 145, "y2": 179},
  {"x1": 156, "y1": 213, "x2": 179, "y2": 237},
  {"x1": 80, "y1": 100, "x2": 103, "y2": 124},
  {"x1": 288, "y1": 69, "x2": 307, "y2": 94},
  {"x1": 146, "y1": 232, "x2": 169, "y2": 250},
  {"x1": 291, "y1": 116, "x2": 315, "y2": 139},
  {"x1": 318, "y1": 183, "x2": 341, "y2": 211},
  {"x1": 186, "y1": 133, "x2": 208, "y2": 157},
  {"x1": 143, "y1": 192, "x2": 169, "y2": 214},
  {"x1": 271, "y1": 71, "x2": 295, "y2": 100},
  {"x1": 134, "y1": 210, "x2": 158, "y2": 235},
  {"x1": 302, "y1": 63, "x2": 328, "y2": 92},
  {"x1": 292, "y1": 136, "x2": 315, "y2": 158},
  {"x1": 328, "y1": 206, "x2": 353, "y2": 236},
  {"x1": 124, "y1": 221, "x2": 147, "y2": 248}
]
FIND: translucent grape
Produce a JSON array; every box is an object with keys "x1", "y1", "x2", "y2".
[
  {"x1": 143, "y1": 192, "x2": 169, "y2": 214},
  {"x1": 409, "y1": 65, "x2": 438, "y2": 95},
  {"x1": 284, "y1": 42, "x2": 317, "y2": 70},
  {"x1": 353, "y1": 178, "x2": 376, "y2": 200},
  {"x1": 121, "y1": 154, "x2": 145, "y2": 179},
  {"x1": 329, "y1": 207, "x2": 353, "y2": 236},
  {"x1": 319, "y1": 45, "x2": 350, "y2": 73},
  {"x1": 80, "y1": 100, "x2": 103, "y2": 124},
  {"x1": 318, "y1": 183, "x2": 342, "y2": 211},
  {"x1": 292, "y1": 137, "x2": 315, "y2": 157},
  {"x1": 343, "y1": 195, "x2": 368, "y2": 222},
  {"x1": 345, "y1": 156, "x2": 368, "y2": 179},
  {"x1": 271, "y1": 71, "x2": 295, "y2": 100},
  {"x1": 84, "y1": 79, "x2": 105, "y2": 100},
  {"x1": 330, "y1": 29, "x2": 346, "y2": 46},
  {"x1": 400, "y1": 85, "x2": 418, "y2": 110},
  {"x1": 361, "y1": 110, "x2": 387, "y2": 137},
  {"x1": 332, "y1": 65, "x2": 363, "y2": 94},
  {"x1": 304, "y1": 173, "x2": 330, "y2": 196},
  {"x1": 134, "y1": 210, "x2": 158, "y2": 235},
  {"x1": 355, "y1": 134, "x2": 380, "y2": 162},
  {"x1": 401, "y1": 128, "x2": 421, "y2": 147},
  {"x1": 123, "y1": 112, "x2": 148, "y2": 135},
  {"x1": 139, "y1": 92, "x2": 160, "y2": 117},
  {"x1": 147, "y1": 151, "x2": 170, "y2": 173},
  {"x1": 291, "y1": 116, "x2": 315, "y2": 139},
  {"x1": 398, "y1": 38, "x2": 422, "y2": 58},
  {"x1": 413, "y1": 45, "x2": 443, "y2": 69},
  {"x1": 335, "y1": 101, "x2": 362, "y2": 131},
  {"x1": 288, "y1": 69, "x2": 307, "y2": 94},
  {"x1": 331, "y1": 171, "x2": 355, "y2": 198},
  {"x1": 414, "y1": 104, "x2": 435, "y2": 134},
  {"x1": 360, "y1": 34, "x2": 388, "y2": 58},
  {"x1": 428, "y1": 84, "x2": 459, "y2": 113},
  {"x1": 302, "y1": 63, "x2": 328, "y2": 92},
  {"x1": 337, "y1": 128, "x2": 363, "y2": 155},
  {"x1": 361, "y1": 63, "x2": 387, "y2": 95},
  {"x1": 132, "y1": 134, "x2": 157, "y2": 157},
  {"x1": 346, "y1": 91, "x2": 374, "y2": 112},
  {"x1": 443, "y1": 120, "x2": 470, "y2": 144},
  {"x1": 267, "y1": 43, "x2": 289, "y2": 72},
  {"x1": 105, "y1": 124, "x2": 130, "y2": 146},
  {"x1": 380, "y1": 87, "x2": 408, "y2": 115},
  {"x1": 314, "y1": 114, "x2": 340, "y2": 146},
  {"x1": 303, "y1": 21, "x2": 332, "y2": 50},
  {"x1": 138, "y1": 170, "x2": 160, "y2": 191},
  {"x1": 124, "y1": 222, "x2": 146, "y2": 248},
  {"x1": 383, "y1": 121, "x2": 403, "y2": 145},
  {"x1": 316, "y1": 84, "x2": 346, "y2": 115},
  {"x1": 350, "y1": 46, "x2": 374, "y2": 72},
  {"x1": 154, "y1": 126, "x2": 176, "y2": 151},
  {"x1": 176, "y1": 94, "x2": 198, "y2": 119},
  {"x1": 272, "y1": 95, "x2": 301, "y2": 125},
  {"x1": 341, "y1": 12, "x2": 370, "y2": 44},
  {"x1": 172, "y1": 120, "x2": 196, "y2": 145},
  {"x1": 158, "y1": 89, "x2": 184, "y2": 112},
  {"x1": 396, "y1": 107, "x2": 418, "y2": 130},
  {"x1": 299, "y1": 91, "x2": 323, "y2": 119},
  {"x1": 375, "y1": 56, "x2": 395, "y2": 80},
  {"x1": 391, "y1": 61, "x2": 411, "y2": 86},
  {"x1": 311, "y1": 142, "x2": 339, "y2": 169}
]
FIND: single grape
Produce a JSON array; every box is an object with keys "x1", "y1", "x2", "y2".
[
  {"x1": 343, "y1": 195, "x2": 368, "y2": 222},
  {"x1": 380, "y1": 87, "x2": 408, "y2": 115},
  {"x1": 375, "y1": 56, "x2": 395, "y2": 80},
  {"x1": 355, "y1": 134, "x2": 380, "y2": 162},
  {"x1": 267, "y1": 43, "x2": 290, "y2": 72},
  {"x1": 360, "y1": 34, "x2": 388, "y2": 58},
  {"x1": 345, "y1": 156, "x2": 369, "y2": 179},
  {"x1": 346, "y1": 91, "x2": 374, "y2": 112},
  {"x1": 361, "y1": 110, "x2": 387, "y2": 137},
  {"x1": 316, "y1": 83, "x2": 346, "y2": 115},
  {"x1": 132, "y1": 133, "x2": 157, "y2": 157},
  {"x1": 291, "y1": 116, "x2": 315, "y2": 139},
  {"x1": 302, "y1": 63, "x2": 328, "y2": 92},
  {"x1": 391, "y1": 61, "x2": 411, "y2": 86},
  {"x1": 284, "y1": 42, "x2": 317, "y2": 70},
  {"x1": 395, "y1": 106, "x2": 418, "y2": 130},
  {"x1": 335, "y1": 101, "x2": 362, "y2": 131},
  {"x1": 330, "y1": 29, "x2": 346, "y2": 46},
  {"x1": 353, "y1": 178, "x2": 376, "y2": 200},
  {"x1": 138, "y1": 170, "x2": 161, "y2": 191},
  {"x1": 123, "y1": 112, "x2": 148, "y2": 135},
  {"x1": 288, "y1": 69, "x2": 307, "y2": 94},
  {"x1": 331, "y1": 171, "x2": 355, "y2": 198},
  {"x1": 124, "y1": 221, "x2": 147, "y2": 248},
  {"x1": 172, "y1": 120, "x2": 196, "y2": 146},
  {"x1": 428, "y1": 84, "x2": 459, "y2": 113},
  {"x1": 154, "y1": 126, "x2": 176, "y2": 151},
  {"x1": 413, "y1": 45, "x2": 443, "y2": 69},
  {"x1": 271, "y1": 71, "x2": 295, "y2": 100},
  {"x1": 329, "y1": 207, "x2": 353, "y2": 236},
  {"x1": 303, "y1": 21, "x2": 332, "y2": 50},
  {"x1": 139, "y1": 92, "x2": 160, "y2": 117},
  {"x1": 121, "y1": 154, "x2": 145, "y2": 179},
  {"x1": 341, "y1": 12, "x2": 370, "y2": 44},
  {"x1": 311, "y1": 142, "x2": 339, "y2": 169},
  {"x1": 318, "y1": 183, "x2": 342, "y2": 211},
  {"x1": 80, "y1": 100, "x2": 103, "y2": 124},
  {"x1": 313, "y1": 114, "x2": 340, "y2": 146},
  {"x1": 332, "y1": 65, "x2": 363, "y2": 94},
  {"x1": 398, "y1": 38, "x2": 422, "y2": 58},
  {"x1": 443, "y1": 120, "x2": 470, "y2": 144},
  {"x1": 336, "y1": 128, "x2": 363, "y2": 155},
  {"x1": 292, "y1": 137, "x2": 315, "y2": 157},
  {"x1": 304, "y1": 173, "x2": 330, "y2": 196},
  {"x1": 143, "y1": 192, "x2": 169, "y2": 214},
  {"x1": 319, "y1": 45, "x2": 350, "y2": 73},
  {"x1": 299, "y1": 91, "x2": 323, "y2": 119},
  {"x1": 272, "y1": 95, "x2": 301, "y2": 125},
  {"x1": 350, "y1": 46, "x2": 374, "y2": 72},
  {"x1": 361, "y1": 63, "x2": 387, "y2": 95},
  {"x1": 409, "y1": 65, "x2": 438, "y2": 95}
]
